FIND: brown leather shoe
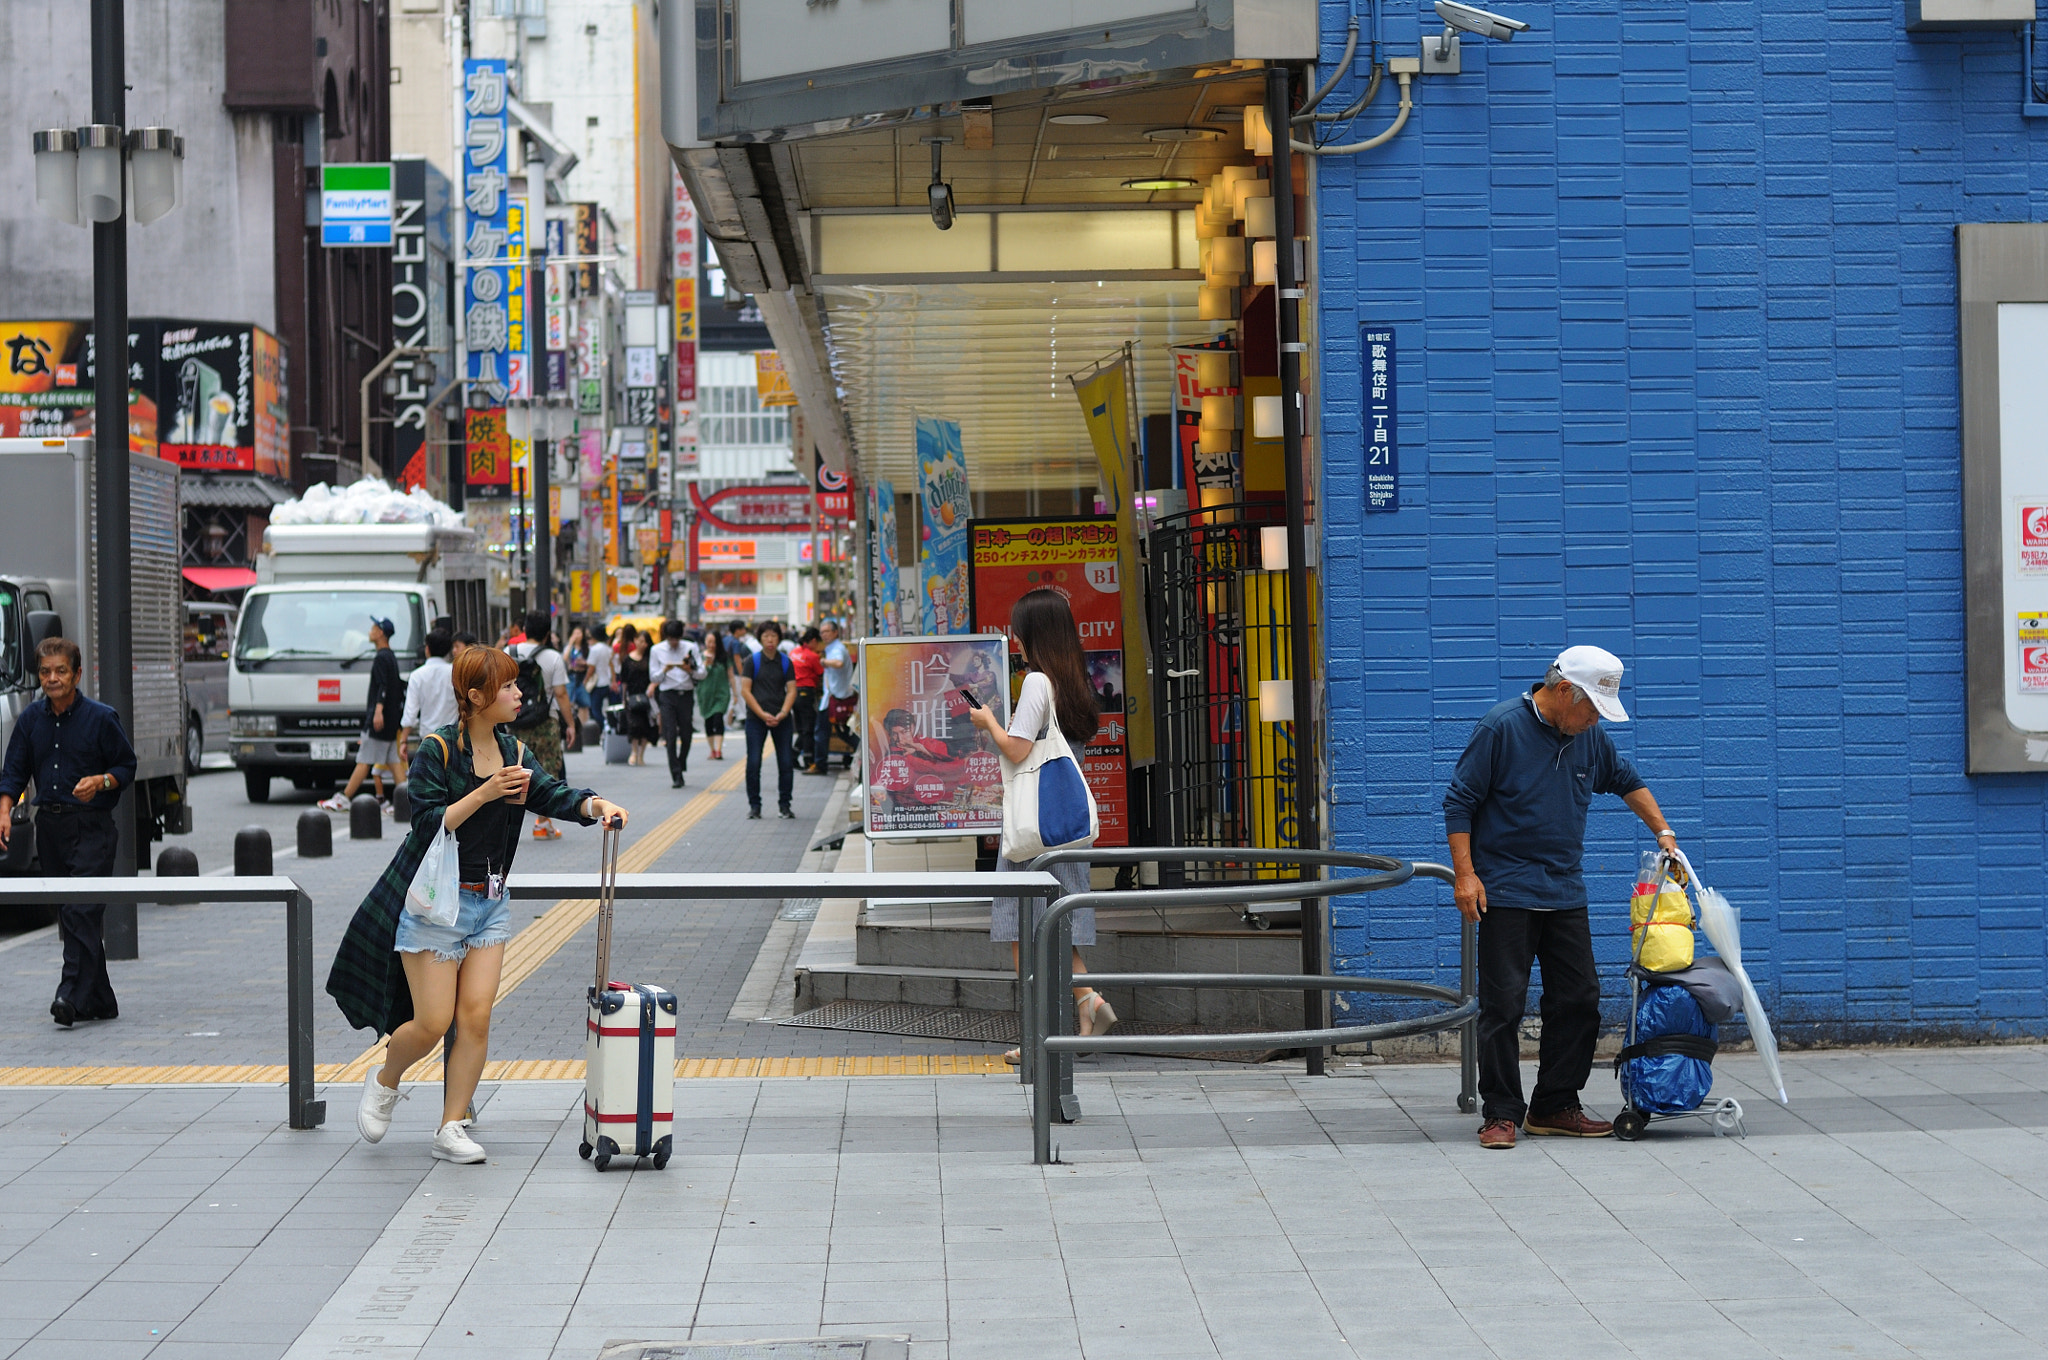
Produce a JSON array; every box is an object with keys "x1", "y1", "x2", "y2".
[
  {"x1": 1523, "y1": 1106, "x2": 1614, "y2": 1138},
  {"x1": 1478, "y1": 1119, "x2": 1517, "y2": 1149}
]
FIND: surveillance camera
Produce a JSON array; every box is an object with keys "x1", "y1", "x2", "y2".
[
  {"x1": 928, "y1": 179, "x2": 956, "y2": 231},
  {"x1": 1434, "y1": 1, "x2": 1527, "y2": 41}
]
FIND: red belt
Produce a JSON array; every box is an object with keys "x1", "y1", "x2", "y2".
[{"x1": 459, "y1": 880, "x2": 490, "y2": 892}]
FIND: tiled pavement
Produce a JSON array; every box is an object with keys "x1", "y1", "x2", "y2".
[{"x1": 1, "y1": 1045, "x2": 2044, "y2": 1358}]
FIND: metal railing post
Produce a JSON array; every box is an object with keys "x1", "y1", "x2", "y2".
[
  {"x1": 286, "y1": 888, "x2": 325, "y2": 1130},
  {"x1": 1015, "y1": 891, "x2": 1035, "y2": 1087},
  {"x1": 1056, "y1": 901, "x2": 1078, "y2": 1123},
  {"x1": 1460, "y1": 915, "x2": 1479, "y2": 1114}
]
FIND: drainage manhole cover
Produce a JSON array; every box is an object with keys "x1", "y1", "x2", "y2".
[
  {"x1": 598, "y1": 1341, "x2": 906, "y2": 1360},
  {"x1": 779, "y1": 1000, "x2": 1282, "y2": 1062}
]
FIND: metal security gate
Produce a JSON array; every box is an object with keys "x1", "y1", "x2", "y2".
[{"x1": 1148, "y1": 500, "x2": 1308, "y2": 865}]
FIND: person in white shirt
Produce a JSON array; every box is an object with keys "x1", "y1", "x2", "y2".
[
  {"x1": 649, "y1": 620, "x2": 705, "y2": 789},
  {"x1": 399, "y1": 628, "x2": 460, "y2": 762},
  {"x1": 585, "y1": 625, "x2": 616, "y2": 730}
]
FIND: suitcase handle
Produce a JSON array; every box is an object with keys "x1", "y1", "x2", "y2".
[{"x1": 593, "y1": 816, "x2": 622, "y2": 996}]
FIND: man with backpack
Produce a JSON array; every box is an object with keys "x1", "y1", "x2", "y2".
[
  {"x1": 510, "y1": 611, "x2": 575, "y2": 840},
  {"x1": 737, "y1": 620, "x2": 799, "y2": 820}
]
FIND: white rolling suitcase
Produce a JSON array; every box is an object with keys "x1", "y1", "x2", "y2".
[{"x1": 579, "y1": 819, "x2": 675, "y2": 1171}]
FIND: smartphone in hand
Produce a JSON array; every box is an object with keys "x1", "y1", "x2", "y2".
[{"x1": 959, "y1": 688, "x2": 982, "y2": 710}]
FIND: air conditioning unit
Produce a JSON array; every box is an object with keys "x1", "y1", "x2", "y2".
[{"x1": 1907, "y1": 0, "x2": 2035, "y2": 29}]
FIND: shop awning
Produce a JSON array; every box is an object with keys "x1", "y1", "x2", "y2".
[
  {"x1": 182, "y1": 566, "x2": 257, "y2": 592},
  {"x1": 180, "y1": 473, "x2": 294, "y2": 510}
]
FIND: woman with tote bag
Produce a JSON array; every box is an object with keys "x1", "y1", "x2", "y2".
[
  {"x1": 966, "y1": 587, "x2": 1114, "y2": 1057},
  {"x1": 326, "y1": 646, "x2": 630, "y2": 1164}
]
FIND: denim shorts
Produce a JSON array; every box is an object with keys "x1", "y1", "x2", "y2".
[{"x1": 394, "y1": 887, "x2": 512, "y2": 964}]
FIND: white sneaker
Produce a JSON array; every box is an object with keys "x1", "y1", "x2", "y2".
[
  {"x1": 355, "y1": 1070, "x2": 405, "y2": 1143},
  {"x1": 317, "y1": 793, "x2": 350, "y2": 812},
  {"x1": 431, "y1": 1119, "x2": 486, "y2": 1163}
]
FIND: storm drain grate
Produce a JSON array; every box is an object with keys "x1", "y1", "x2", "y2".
[
  {"x1": 779, "y1": 1000, "x2": 1282, "y2": 1063},
  {"x1": 777, "y1": 898, "x2": 821, "y2": 922},
  {"x1": 597, "y1": 1340, "x2": 906, "y2": 1360}
]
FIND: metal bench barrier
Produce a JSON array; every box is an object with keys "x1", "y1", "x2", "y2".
[
  {"x1": 1023, "y1": 850, "x2": 1479, "y2": 1165},
  {"x1": 0, "y1": 870, "x2": 1063, "y2": 1132}
]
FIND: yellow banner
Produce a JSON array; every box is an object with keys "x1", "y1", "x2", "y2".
[
  {"x1": 1069, "y1": 354, "x2": 1154, "y2": 766},
  {"x1": 754, "y1": 350, "x2": 798, "y2": 408},
  {"x1": 1242, "y1": 568, "x2": 1319, "y2": 869}
]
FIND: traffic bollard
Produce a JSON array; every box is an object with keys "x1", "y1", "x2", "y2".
[
  {"x1": 390, "y1": 783, "x2": 411, "y2": 822},
  {"x1": 234, "y1": 826, "x2": 274, "y2": 876},
  {"x1": 297, "y1": 808, "x2": 333, "y2": 858},
  {"x1": 155, "y1": 845, "x2": 199, "y2": 877},
  {"x1": 350, "y1": 795, "x2": 383, "y2": 840}
]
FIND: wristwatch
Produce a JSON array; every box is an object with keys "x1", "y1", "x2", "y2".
[{"x1": 100, "y1": 774, "x2": 114, "y2": 792}]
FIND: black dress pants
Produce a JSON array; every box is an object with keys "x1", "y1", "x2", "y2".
[
  {"x1": 37, "y1": 807, "x2": 119, "y2": 1016},
  {"x1": 656, "y1": 688, "x2": 695, "y2": 782},
  {"x1": 1476, "y1": 905, "x2": 1601, "y2": 1124}
]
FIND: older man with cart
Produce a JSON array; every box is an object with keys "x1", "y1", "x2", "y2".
[{"x1": 1443, "y1": 645, "x2": 1680, "y2": 1150}]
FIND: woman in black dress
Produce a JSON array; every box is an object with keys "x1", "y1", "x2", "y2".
[{"x1": 615, "y1": 625, "x2": 657, "y2": 765}]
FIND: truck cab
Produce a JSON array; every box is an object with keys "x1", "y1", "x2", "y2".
[{"x1": 228, "y1": 582, "x2": 437, "y2": 802}]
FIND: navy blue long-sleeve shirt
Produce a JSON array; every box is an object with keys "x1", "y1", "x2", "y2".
[
  {"x1": 0, "y1": 692, "x2": 138, "y2": 811},
  {"x1": 1442, "y1": 687, "x2": 1645, "y2": 911}
]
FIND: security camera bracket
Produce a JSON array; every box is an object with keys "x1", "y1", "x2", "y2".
[{"x1": 1420, "y1": 31, "x2": 1461, "y2": 75}]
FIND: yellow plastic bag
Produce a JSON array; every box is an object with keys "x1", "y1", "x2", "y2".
[{"x1": 1629, "y1": 853, "x2": 1695, "y2": 972}]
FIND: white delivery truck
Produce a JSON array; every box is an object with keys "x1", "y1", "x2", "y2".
[
  {"x1": 229, "y1": 522, "x2": 488, "y2": 802},
  {"x1": 0, "y1": 438, "x2": 192, "y2": 880}
]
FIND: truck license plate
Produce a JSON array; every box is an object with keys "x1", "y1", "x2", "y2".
[{"x1": 311, "y1": 740, "x2": 349, "y2": 762}]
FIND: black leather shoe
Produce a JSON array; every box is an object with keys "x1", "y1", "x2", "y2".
[
  {"x1": 747, "y1": 808, "x2": 762, "y2": 820},
  {"x1": 778, "y1": 806, "x2": 796, "y2": 820},
  {"x1": 83, "y1": 1006, "x2": 118, "y2": 1022},
  {"x1": 50, "y1": 999, "x2": 75, "y2": 1028}
]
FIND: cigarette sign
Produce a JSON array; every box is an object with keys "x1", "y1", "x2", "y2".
[
  {"x1": 2022, "y1": 613, "x2": 2048, "y2": 692},
  {"x1": 2021, "y1": 503, "x2": 2048, "y2": 575},
  {"x1": 320, "y1": 164, "x2": 394, "y2": 247}
]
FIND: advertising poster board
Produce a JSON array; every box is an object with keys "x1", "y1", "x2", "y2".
[
  {"x1": 870, "y1": 478, "x2": 899, "y2": 636},
  {"x1": 861, "y1": 634, "x2": 1009, "y2": 839},
  {"x1": 915, "y1": 414, "x2": 969, "y2": 633},
  {"x1": 968, "y1": 517, "x2": 1130, "y2": 847}
]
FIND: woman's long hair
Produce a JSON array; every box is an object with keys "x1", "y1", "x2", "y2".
[{"x1": 1011, "y1": 588, "x2": 1099, "y2": 745}]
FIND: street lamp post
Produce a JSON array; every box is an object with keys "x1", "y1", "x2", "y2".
[{"x1": 31, "y1": 1, "x2": 185, "y2": 923}]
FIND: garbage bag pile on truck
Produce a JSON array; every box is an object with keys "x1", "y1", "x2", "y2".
[{"x1": 271, "y1": 478, "x2": 462, "y2": 528}]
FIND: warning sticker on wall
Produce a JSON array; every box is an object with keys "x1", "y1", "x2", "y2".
[
  {"x1": 2021, "y1": 504, "x2": 2048, "y2": 575},
  {"x1": 2020, "y1": 613, "x2": 2048, "y2": 691}
]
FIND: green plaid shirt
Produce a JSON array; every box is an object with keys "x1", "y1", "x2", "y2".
[{"x1": 325, "y1": 724, "x2": 597, "y2": 1037}]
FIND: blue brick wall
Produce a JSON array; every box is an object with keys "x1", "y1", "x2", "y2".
[{"x1": 1315, "y1": 0, "x2": 2048, "y2": 1038}]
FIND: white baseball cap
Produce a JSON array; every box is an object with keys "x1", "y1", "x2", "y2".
[{"x1": 1553, "y1": 645, "x2": 1628, "y2": 723}]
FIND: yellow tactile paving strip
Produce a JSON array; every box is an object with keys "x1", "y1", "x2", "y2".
[
  {"x1": 334, "y1": 761, "x2": 748, "y2": 1085},
  {"x1": 0, "y1": 1054, "x2": 1011, "y2": 1087}
]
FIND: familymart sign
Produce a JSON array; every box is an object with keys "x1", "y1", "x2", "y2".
[{"x1": 320, "y1": 163, "x2": 393, "y2": 247}]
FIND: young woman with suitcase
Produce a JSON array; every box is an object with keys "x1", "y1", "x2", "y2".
[{"x1": 327, "y1": 645, "x2": 629, "y2": 1163}]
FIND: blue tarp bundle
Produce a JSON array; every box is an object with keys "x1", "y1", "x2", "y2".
[{"x1": 1621, "y1": 983, "x2": 1716, "y2": 1115}]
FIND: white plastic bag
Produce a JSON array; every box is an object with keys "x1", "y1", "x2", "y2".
[
  {"x1": 404, "y1": 823, "x2": 461, "y2": 927},
  {"x1": 1673, "y1": 849, "x2": 1788, "y2": 1105}
]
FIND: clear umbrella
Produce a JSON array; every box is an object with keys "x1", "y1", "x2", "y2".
[{"x1": 1673, "y1": 850, "x2": 1788, "y2": 1105}]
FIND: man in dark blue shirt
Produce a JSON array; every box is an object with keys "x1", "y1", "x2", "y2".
[
  {"x1": 1443, "y1": 646, "x2": 1678, "y2": 1149},
  {"x1": 0, "y1": 637, "x2": 138, "y2": 1027}
]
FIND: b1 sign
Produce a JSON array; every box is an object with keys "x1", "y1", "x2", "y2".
[{"x1": 321, "y1": 164, "x2": 394, "y2": 247}]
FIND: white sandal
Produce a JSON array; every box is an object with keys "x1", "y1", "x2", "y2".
[{"x1": 1077, "y1": 991, "x2": 1118, "y2": 1037}]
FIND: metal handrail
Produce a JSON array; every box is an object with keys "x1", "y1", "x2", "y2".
[
  {"x1": 0, "y1": 876, "x2": 324, "y2": 1129},
  {"x1": 1023, "y1": 850, "x2": 1477, "y2": 1165}
]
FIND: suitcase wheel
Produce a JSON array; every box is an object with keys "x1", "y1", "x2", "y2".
[
  {"x1": 578, "y1": 1140, "x2": 592, "y2": 1160},
  {"x1": 652, "y1": 1135, "x2": 672, "y2": 1171},
  {"x1": 592, "y1": 1136, "x2": 618, "y2": 1171}
]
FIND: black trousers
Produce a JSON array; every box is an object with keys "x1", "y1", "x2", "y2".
[
  {"x1": 1476, "y1": 905, "x2": 1601, "y2": 1124},
  {"x1": 744, "y1": 715, "x2": 795, "y2": 811},
  {"x1": 656, "y1": 688, "x2": 695, "y2": 782},
  {"x1": 792, "y1": 687, "x2": 820, "y2": 764},
  {"x1": 37, "y1": 807, "x2": 119, "y2": 1016}
]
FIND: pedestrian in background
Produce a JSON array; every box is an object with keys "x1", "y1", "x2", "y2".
[
  {"x1": 650, "y1": 619, "x2": 705, "y2": 789},
  {"x1": 1444, "y1": 645, "x2": 1680, "y2": 1150},
  {"x1": 966, "y1": 588, "x2": 1111, "y2": 1054},
  {"x1": 331, "y1": 644, "x2": 628, "y2": 1164},
  {"x1": 400, "y1": 628, "x2": 458, "y2": 764},
  {"x1": 585, "y1": 623, "x2": 615, "y2": 726},
  {"x1": 738, "y1": 620, "x2": 798, "y2": 820},
  {"x1": 563, "y1": 625, "x2": 595, "y2": 739},
  {"x1": 697, "y1": 631, "x2": 732, "y2": 761},
  {"x1": 615, "y1": 625, "x2": 656, "y2": 765},
  {"x1": 321, "y1": 616, "x2": 404, "y2": 812},
  {"x1": 791, "y1": 626, "x2": 825, "y2": 772},
  {"x1": 811, "y1": 618, "x2": 856, "y2": 775},
  {"x1": 452, "y1": 630, "x2": 478, "y2": 659},
  {"x1": 0, "y1": 637, "x2": 137, "y2": 1027},
  {"x1": 511, "y1": 612, "x2": 575, "y2": 840}
]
